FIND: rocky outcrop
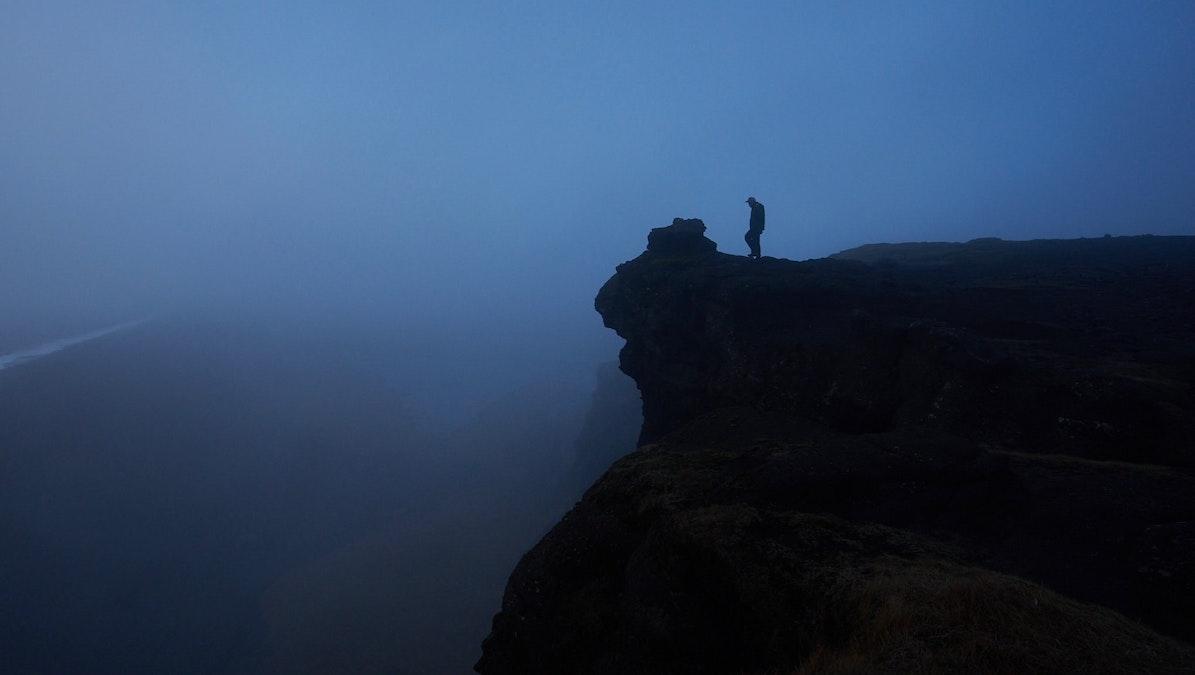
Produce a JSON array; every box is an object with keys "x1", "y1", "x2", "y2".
[
  {"x1": 565, "y1": 362, "x2": 642, "y2": 492},
  {"x1": 478, "y1": 221, "x2": 1195, "y2": 674},
  {"x1": 598, "y1": 226, "x2": 1195, "y2": 464}
]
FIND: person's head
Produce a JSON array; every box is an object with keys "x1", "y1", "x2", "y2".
[{"x1": 746, "y1": 196, "x2": 757, "y2": 206}]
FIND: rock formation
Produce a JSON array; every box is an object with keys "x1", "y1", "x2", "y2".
[
  {"x1": 565, "y1": 361, "x2": 642, "y2": 493},
  {"x1": 478, "y1": 221, "x2": 1195, "y2": 674}
]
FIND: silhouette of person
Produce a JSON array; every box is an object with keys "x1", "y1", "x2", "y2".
[{"x1": 745, "y1": 196, "x2": 765, "y2": 259}]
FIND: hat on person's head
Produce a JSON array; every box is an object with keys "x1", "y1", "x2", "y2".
[{"x1": 746, "y1": 196, "x2": 756, "y2": 204}]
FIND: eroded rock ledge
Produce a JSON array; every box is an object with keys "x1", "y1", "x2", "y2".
[
  {"x1": 477, "y1": 221, "x2": 1195, "y2": 674},
  {"x1": 598, "y1": 221, "x2": 1195, "y2": 462}
]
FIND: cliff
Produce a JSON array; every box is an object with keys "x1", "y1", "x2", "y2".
[{"x1": 477, "y1": 220, "x2": 1195, "y2": 673}]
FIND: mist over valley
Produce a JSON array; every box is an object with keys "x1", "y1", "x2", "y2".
[{"x1": 3, "y1": 2, "x2": 1194, "y2": 673}]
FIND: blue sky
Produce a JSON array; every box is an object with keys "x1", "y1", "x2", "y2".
[{"x1": 3, "y1": 1, "x2": 1193, "y2": 323}]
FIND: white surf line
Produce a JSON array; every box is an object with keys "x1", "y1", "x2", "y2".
[{"x1": 0, "y1": 319, "x2": 149, "y2": 372}]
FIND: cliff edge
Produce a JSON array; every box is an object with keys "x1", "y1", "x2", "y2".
[{"x1": 478, "y1": 220, "x2": 1195, "y2": 674}]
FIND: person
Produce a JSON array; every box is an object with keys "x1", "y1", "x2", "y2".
[{"x1": 744, "y1": 196, "x2": 765, "y2": 258}]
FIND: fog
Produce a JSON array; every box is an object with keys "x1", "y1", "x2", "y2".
[
  {"x1": 2, "y1": 2, "x2": 1194, "y2": 673},
  {"x1": 5, "y1": 2, "x2": 1193, "y2": 324}
]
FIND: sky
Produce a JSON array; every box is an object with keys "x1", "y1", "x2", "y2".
[{"x1": 3, "y1": 1, "x2": 1194, "y2": 326}]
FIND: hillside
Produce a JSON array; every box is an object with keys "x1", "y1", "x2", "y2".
[{"x1": 477, "y1": 220, "x2": 1195, "y2": 673}]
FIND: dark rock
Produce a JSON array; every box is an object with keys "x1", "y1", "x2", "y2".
[
  {"x1": 565, "y1": 362, "x2": 642, "y2": 491},
  {"x1": 598, "y1": 234, "x2": 1195, "y2": 463},
  {"x1": 644, "y1": 218, "x2": 718, "y2": 257},
  {"x1": 480, "y1": 228, "x2": 1195, "y2": 674},
  {"x1": 479, "y1": 414, "x2": 1195, "y2": 673}
]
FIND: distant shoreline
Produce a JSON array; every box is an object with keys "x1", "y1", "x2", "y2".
[{"x1": 0, "y1": 319, "x2": 148, "y2": 372}]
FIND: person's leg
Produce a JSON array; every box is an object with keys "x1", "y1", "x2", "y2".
[{"x1": 745, "y1": 230, "x2": 760, "y2": 258}]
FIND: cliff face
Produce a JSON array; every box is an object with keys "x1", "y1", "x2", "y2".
[
  {"x1": 598, "y1": 220, "x2": 1195, "y2": 462},
  {"x1": 477, "y1": 221, "x2": 1195, "y2": 674}
]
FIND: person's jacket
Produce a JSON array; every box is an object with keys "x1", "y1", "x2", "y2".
[{"x1": 749, "y1": 202, "x2": 766, "y2": 231}]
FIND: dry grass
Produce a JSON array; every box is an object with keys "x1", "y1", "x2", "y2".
[{"x1": 792, "y1": 559, "x2": 1195, "y2": 674}]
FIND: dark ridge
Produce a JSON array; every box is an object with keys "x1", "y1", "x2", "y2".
[{"x1": 478, "y1": 221, "x2": 1195, "y2": 674}]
